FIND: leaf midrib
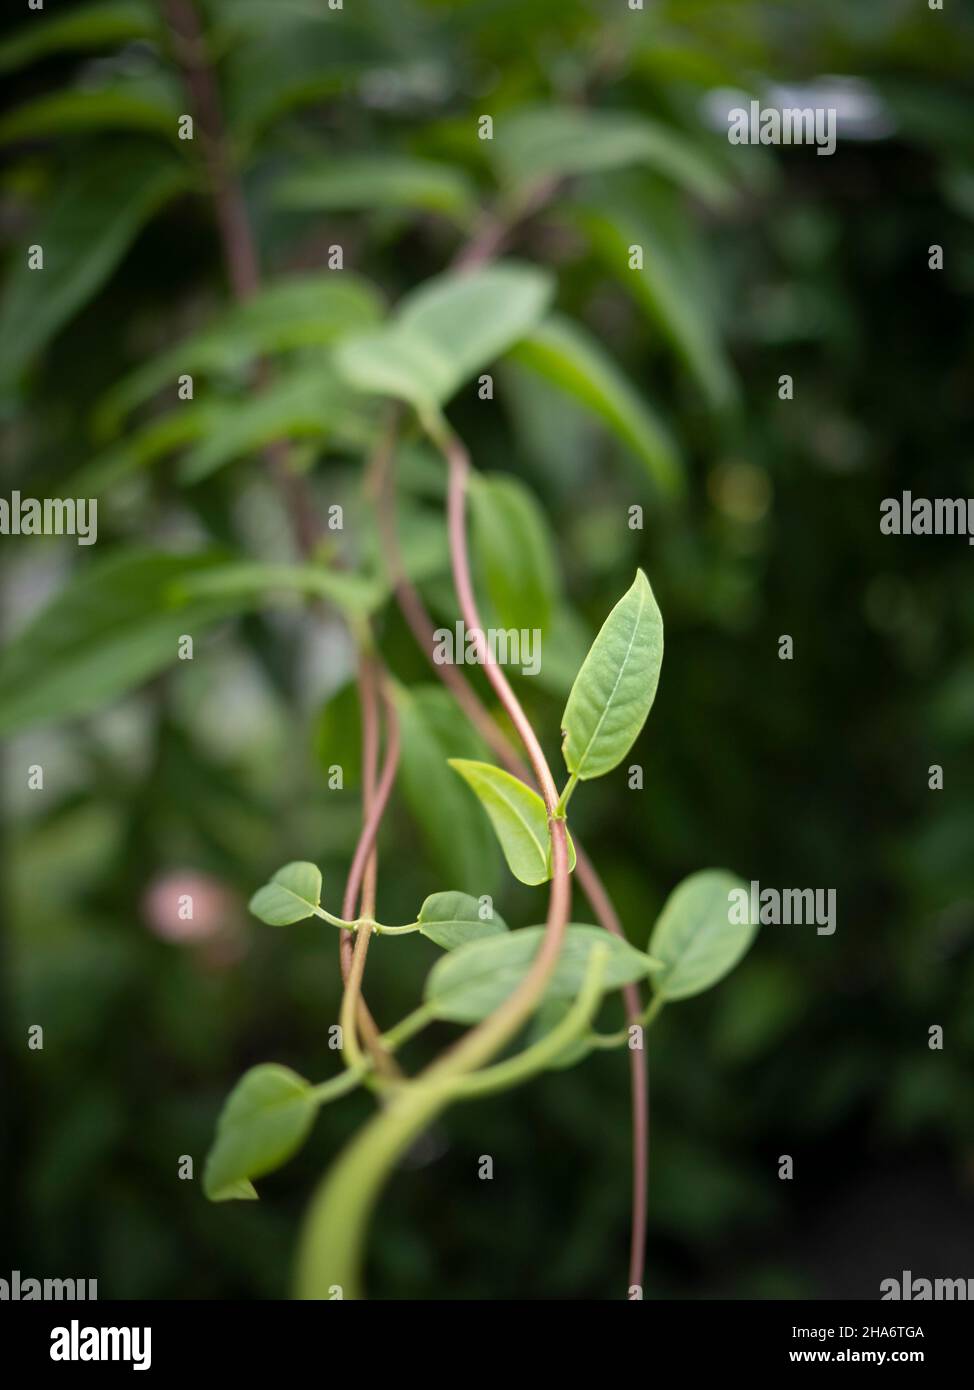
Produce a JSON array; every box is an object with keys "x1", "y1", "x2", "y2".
[{"x1": 573, "y1": 580, "x2": 646, "y2": 775}]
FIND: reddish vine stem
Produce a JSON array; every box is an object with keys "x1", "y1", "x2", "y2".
[
  {"x1": 338, "y1": 668, "x2": 402, "y2": 1079},
  {"x1": 444, "y1": 434, "x2": 560, "y2": 808}
]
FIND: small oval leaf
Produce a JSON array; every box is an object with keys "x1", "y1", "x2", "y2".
[
  {"x1": 649, "y1": 869, "x2": 758, "y2": 1000},
  {"x1": 425, "y1": 924, "x2": 658, "y2": 1024},
  {"x1": 447, "y1": 759, "x2": 575, "y2": 886},
  {"x1": 561, "y1": 569, "x2": 663, "y2": 780},
  {"x1": 203, "y1": 1064, "x2": 317, "y2": 1202},
  {"x1": 249, "y1": 862, "x2": 322, "y2": 926},
  {"x1": 418, "y1": 891, "x2": 509, "y2": 950}
]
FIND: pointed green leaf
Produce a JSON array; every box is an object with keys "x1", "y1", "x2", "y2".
[
  {"x1": 561, "y1": 569, "x2": 663, "y2": 780},
  {"x1": 649, "y1": 870, "x2": 758, "y2": 1000},
  {"x1": 249, "y1": 862, "x2": 323, "y2": 926},
  {"x1": 425, "y1": 924, "x2": 658, "y2": 1024},
  {"x1": 417, "y1": 891, "x2": 508, "y2": 951},
  {"x1": 203, "y1": 1064, "x2": 316, "y2": 1201},
  {"x1": 448, "y1": 759, "x2": 576, "y2": 886},
  {"x1": 509, "y1": 315, "x2": 683, "y2": 498}
]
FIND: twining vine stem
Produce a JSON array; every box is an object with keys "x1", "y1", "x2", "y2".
[
  {"x1": 374, "y1": 422, "x2": 650, "y2": 1289},
  {"x1": 165, "y1": 0, "x2": 651, "y2": 1295}
]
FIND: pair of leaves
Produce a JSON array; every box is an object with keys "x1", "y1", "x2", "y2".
[
  {"x1": 448, "y1": 759, "x2": 576, "y2": 887},
  {"x1": 447, "y1": 572, "x2": 663, "y2": 885},
  {"x1": 424, "y1": 924, "x2": 659, "y2": 1024},
  {"x1": 334, "y1": 261, "x2": 553, "y2": 418},
  {"x1": 249, "y1": 863, "x2": 324, "y2": 926}
]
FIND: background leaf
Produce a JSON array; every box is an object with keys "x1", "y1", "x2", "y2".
[
  {"x1": 508, "y1": 314, "x2": 683, "y2": 497},
  {"x1": 0, "y1": 2, "x2": 158, "y2": 75},
  {"x1": 94, "y1": 273, "x2": 384, "y2": 439},
  {"x1": 0, "y1": 145, "x2": 188, "y2": 387},
  {"x1": 272, "y1": 155, "x2": 478, "y2": 223},
  {"x1": 334, "y1": 261, "x2": 554, "y2": 413},
  {"x1": 0, "y1": 550, "x2": 242, "y2": 735},
  {"x1": 469, "y1": 471, "x2": 559, "y2": 635},
  {"x1": 492, "y1": 106, "x2": 733, "y2": 207}
]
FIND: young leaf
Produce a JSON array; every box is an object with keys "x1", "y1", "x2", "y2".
[
  {"x1": 561, "y1": 569, "x2": 663, "y2": 780},
  {"x1": 425, "y1": 924, "x2": 658, "y2": 1024},
  {"x1": 418, "y1": 891, "x2": 509, "y2": 951},
  {"x1": 448, "y1": 759, "x2": 576, "y2": 886},
  {"x1": 334, "y1": 262, "x2": 553, "y2": 414},
  {"x1": 203, "y1": 1064, "x2": 317, "y2": 1202},
  {"x1": 249, "y1": 863, "x2": 323, "y2": 926},
  {"x1": 648, "y1": 870, "x2": 758, "y2": 1000},
  {"x1": 508, "y1": 315, "x2": 683, "y2": 498},
  {"x1": 469, "y1": 472, "x2": 559, "y2": 635}
]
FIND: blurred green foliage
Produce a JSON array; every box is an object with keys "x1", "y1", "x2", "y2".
[{"x1": 2, "y1": 0, "x2": 974, "y2": 1298}]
